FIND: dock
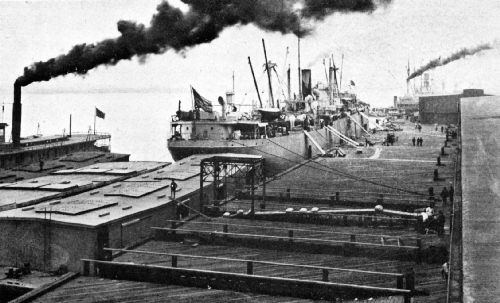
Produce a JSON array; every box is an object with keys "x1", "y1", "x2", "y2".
[{"x1": 2, "y1": 95, "x2": 498, "y2": 302}]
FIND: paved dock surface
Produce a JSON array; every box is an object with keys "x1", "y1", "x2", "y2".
[{"x1": 461, "y1": 96, "x2": 500, "y2": 302}]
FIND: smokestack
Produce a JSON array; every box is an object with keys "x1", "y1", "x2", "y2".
[
  {"x1": 12, "y1": 82, "x2": 21, "y2": 146},
  {"x1": 301, "y1": 69, "x2": 312, "y2": 98}
]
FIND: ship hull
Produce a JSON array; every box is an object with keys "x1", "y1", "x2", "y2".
[
  {"x1": 168, "y1": 112, "x2": 367, "y2": 176},
  {"x1": 168, "y1": 128, "x2": 333, "y2": 176}
]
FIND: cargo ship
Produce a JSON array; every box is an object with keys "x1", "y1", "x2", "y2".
[{"x1": 167, "y1": 58, "x2": 369, "y2": 175}]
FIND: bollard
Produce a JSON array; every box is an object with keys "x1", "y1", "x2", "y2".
[
  {"x1": 322, "y1": 269, "x2": 329, "y2": 282},
  {"x1": 247, "y1": 261, "x2": 254, "y2": 275},
  {"x1": 171, "y1": 255, "x2": 178, "y2": 267}
]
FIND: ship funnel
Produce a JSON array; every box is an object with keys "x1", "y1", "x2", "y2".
[
  {"x1": 12, "y1": 82, "x2": 22, "y2": 146},
  {"x1": 218, "y1": 96, "x2": 226, "y2": 120},
  {"x1": 301, "y1": 69, "x2": 312, "y2": 98}
]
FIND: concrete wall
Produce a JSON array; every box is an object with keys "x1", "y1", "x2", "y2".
[{"x1": 0, "y1": 219, "x2": 97, "y2": 272}]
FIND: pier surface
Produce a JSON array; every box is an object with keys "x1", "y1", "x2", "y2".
[{"x1": 461, "y1": 96, "x2": 500, "y2": 302}]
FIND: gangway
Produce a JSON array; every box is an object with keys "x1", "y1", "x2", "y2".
[
  {"x1": 348, "y1": 115, "x2": 371, "y2": 135},
  {"x1": 326, "y1": 126, "x2": 359, "y2": 147},
  {"x1": 303, "y1": 131, "x2": 326, "y2": 155}
]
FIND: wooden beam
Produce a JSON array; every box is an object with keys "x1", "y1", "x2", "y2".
[
  {"x1": 104, "y1": 248, "x2": 404, "y2": 277},
  {"x1": 81, "y1": 259, "x2": 411, "y2": 301},
  {"x1": 151, "y1": 227, "x2": 419, "y2": 249},
  {"x1": 303, "y1": 130, "x2": 326, "y2": 155}
]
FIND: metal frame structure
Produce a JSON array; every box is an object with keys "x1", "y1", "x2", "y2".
[{"x1": 200, "y1": 155, "x2": 265, "y2": 215}]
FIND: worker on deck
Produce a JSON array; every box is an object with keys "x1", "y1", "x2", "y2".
[
  {"x1": 170, "y1": 179, "x2": 178, "y2": 199},
  {"x1": 412, "y1": 137, "x2": 416, "y2": 146},
  {"x1": 39, "y1": 159, "x2": 44, "y2": 172}
]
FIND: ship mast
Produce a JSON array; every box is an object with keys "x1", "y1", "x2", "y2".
[
  {"x1": 297, "y1": 22, "x2": 302, "y2": 100},
  {"x1": 262, "y1": 39, "x2": 274, "y2": 108},
  {"x1": 248, "y1": 56, "x2": 263, "y2": 108}
]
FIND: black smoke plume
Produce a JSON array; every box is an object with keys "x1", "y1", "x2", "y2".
[
  {"x1": 15, "y1": 0, "x2": 391, "y2": 87},
  {"x1": 407, "y1": 43, "x2": 494, "y2": 81}
]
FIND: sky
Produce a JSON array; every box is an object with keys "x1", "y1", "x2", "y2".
[{"x1": 0, "y1": 0, "x2": 499, "y2": 107}]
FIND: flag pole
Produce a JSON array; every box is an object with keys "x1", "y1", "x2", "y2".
[{"x1": 94, "y1": 107, "x2": 96, "y2": 135}]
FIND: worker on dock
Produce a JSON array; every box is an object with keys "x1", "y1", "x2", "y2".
[
  {"x1": 433, "y1": 169, "x2": 439, "y2": 181},
  {"x1": 436, "y1": 210, "x2": 445, "y2": 236},
  {"x1": 39, "y1": 159, "x2": 44, "y2": 172},
  {"x1": 449, "y1": 186, "x2": 454, "y2": 203},
  {"x1": 441, "y1": 262, "x2": 449, "y2": 280},
  {"x1": 412, "y1": 137, "x2": 416, "y2": 146},
  {"x1": 440, "y1": 187, "x2": 449, "y2": 205},
  {"x1": 170, "y1": 179, "x2": 178, "y2": 199}
]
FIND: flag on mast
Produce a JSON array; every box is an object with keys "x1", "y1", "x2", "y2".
[
  {"x1": 95, "y1": 107, "x2": 105, "y2": 119},
  {"x1": 191, "y1": 87, "x2": 213, "y2": 113}
]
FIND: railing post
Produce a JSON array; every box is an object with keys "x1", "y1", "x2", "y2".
[
  {"x1": 82, "y1": 260, "x2": 90, "y2": 276},
  {"x1": 322, "y1": 269, "x2": 329, "y2": 282},
  {"x1": 171, "y1": 221, "x2": 176, "y2": 235},
  {"x1": 397, "y1": 275, "x2": 404, "y2": 289},
  {"x1": 171, "y1": 255, "x2": 178, "y2": 268},
  {"x1": 247, "y1": 261, "x2": 254, "y2": 275},
  {"x1": 416, "y1": 238, "x2": 423, "y2": 263}
]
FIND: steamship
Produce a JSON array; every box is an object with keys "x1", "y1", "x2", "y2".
[
  {"x1": 0, "y1": 85, "x2": 111, "y2": 170},
  {"x1": 167, "y1": 66, "x2": 368, "y2": 176}
]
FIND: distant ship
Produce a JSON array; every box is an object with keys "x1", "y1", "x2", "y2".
[
  {"x1": 167, "y1": 44, "x2": 369, "y2": 175},
  {"x1": 0, "y1": 85, "x2": 112, "y2": 170}
]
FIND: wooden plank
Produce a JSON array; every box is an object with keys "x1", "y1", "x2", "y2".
[{"x1": 9, "y1": 272, "x2": 79, "y2": 303}]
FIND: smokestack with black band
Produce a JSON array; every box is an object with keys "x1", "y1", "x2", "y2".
[
  {"x1": 301, "y1": 69, "x2": 312, "y2": 98},
  {"x1": 12, "y1": 82, "x2": 21, "y2": 146}
]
